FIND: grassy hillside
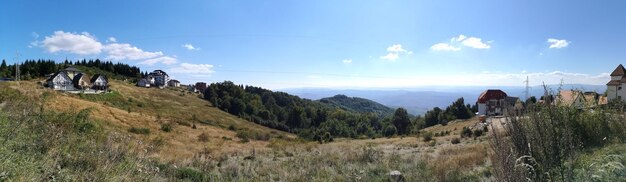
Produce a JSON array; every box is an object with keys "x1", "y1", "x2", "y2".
[
  {"x1": 319, "y1": 94, "x2": 395, "y2": 117},
  {"x1": 5, "y1": 79, "x2": 293, "y2": 161}
]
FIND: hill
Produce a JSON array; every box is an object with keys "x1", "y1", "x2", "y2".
[{"x1": 318, "y1": 94, "x2": 394, "y2": 117}]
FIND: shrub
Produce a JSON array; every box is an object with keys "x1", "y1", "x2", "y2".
[
  {"x1": 451, "y1": 138, "x2": 461, "y2": 144},
  {"x1": 128, "y1": 127, "x2": 150, "y2": 135},
  {"x1": 161, "y1": 123, "x2": 173, "y2": 132},
  {"x1": 461, "y1": 127, "x2": 472, "y2": 138},
  {"x1": 423, "y1": 132, "x2": 433, "y2": 142},
  {"x1": 384, "y1": 125, "x2": 397, "y2": 137},
  {"x1": 228, "y1": 124, "x2": 237, "y2": 131},
  {"x1": 176, "y1": 167, "x2": 206, "y2": 181},
  {"x1": 472, "y1": 129, "x2": 483, "y2": 138},
  {"x1": 198, "y1": 133, "x2": 209, "y2": 142},
  {"x1": 428, "y1": 140, "x2": 437, "y2": 147}
]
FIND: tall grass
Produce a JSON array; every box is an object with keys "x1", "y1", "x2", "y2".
[{"x1": 489, "y1": 88, "x2": 626, "y2": 181}]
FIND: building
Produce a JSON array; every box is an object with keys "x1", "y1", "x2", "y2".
[
  {"x1": 607, "y1": 64, "x2": 626, "y2": 101},
  {"x1": 477, "y1": 89, "x2": 509, "y2": 116},
  {"x1": 168, "y1": 79, "x2": 181, "y2": 87},
  {"x1": 556, "y1": 90, "x2": 586, "y2": 109},
  {"x1": 90, "y1": 74, "x2": 108, "y2": 91},
  {"x1": 195, "y1": 82, "x2": 207, "y2": 93},
  {"x1": 46, "y1": 72, "x2": 74, "y2": 91},
  {"x1": 147, "y1": 70, "x2": 169, "y2": 87},
  {"x1": 63, "y1": 66, "x2": 81, "y2": 78},
  {"x1": 137, "y1": 78, "x2": 151, "y2": 87},
  {"x1": 188, "y1": 84, "x2": 198, "y2": 93},
  {"x1": 72, "y1": 73, "x2": 91, "y2": 90}
]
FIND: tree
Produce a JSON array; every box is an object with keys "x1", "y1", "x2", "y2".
[
  {"x1": 391, "y1": 108, "x2": 410, "y2": 135},
  {"x1": 384, "y1": 125, "x2": 397, "y2": 137}
]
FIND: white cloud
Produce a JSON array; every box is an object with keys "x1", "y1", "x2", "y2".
[
  {"x1": 547, "y1": 38, "x2": 570, "y2": 49},
  {"x1": 138, "y1": 56, "x2": 178, "y2": 65},
  {"x1": 41, "y1": 31, "x2": 103, "y2": 55},
  {"x1": 461, "y1": 37, "x2": 491, "y2": 49},
  {"x1": 431, "y1": 35, "x2": 492, "y2": 51},
  {"x1": 430, "y1": 43, "x2": 461, "y2": 51},
  {"x1": 342, "y1": 59, "x2": 353, "y2": 64},
  {"x1": 169, "y1": 63, "x2": 214, "y2": 74},
  {"x1": 107, "y1": 37, "x2": 117, "y2": 43},
  {"x1": 104, "y1": 43, "x2": 163, "y2": 60},
  {"x1": 182, "y1": 44, "x2": 200, "y2": 50},
  {"x1": 386, "y1": 44, "x2": 407, "y2": 53},
  {"x1": 37, "y1": 30, "x2": 177, "y2": 65},
  {"x1": 380, "y1": 44, "x2": 411, "y2": 61},
  {"x1": 380, "y1": 53, "x2": 399, "y2": 61},
  {"x1": 31, "y1": 32, "x2": 39, "y2": 38}
]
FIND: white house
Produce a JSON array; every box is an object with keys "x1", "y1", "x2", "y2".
[
  {"x1": 168, "y1": 79, "x2": 181, "y2": 87},
  {"x1": 46, "y1": 72, "x2": 74, "y2": 91},
  {"x1": 477, "y1": 89, "x2": 508, "y2": 116},
  {"x1": 147, "y1": 70, "x2": 169, "y2": 87},
  {"x1": 137, "y1": 78, "x2": 151, "y2": 88},
  {"x1": 90, "y1": 74, "x2": 108, "y2": 91},
  {"x1": 607, "y1": 64, "x2": 626, "y2": 101}
]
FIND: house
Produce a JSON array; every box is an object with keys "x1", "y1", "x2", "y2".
[
  {"x1": 606, "y1": 64, "x2": 626, "y2": 101},
  {"x1": 63, "y1": 66, "x2": 81, "y2": 78},
  {"x1": 147, "y1": 70, "x2": 169, "y2": 87},
  {"x1": 90, "y1": 74, "x2": 108, "y2": 91},
  {"x1": 195, "y1": 82, "x2": 207, "y2": 93},
  {"x1": 556, "y1": 90, "x2": 586, "y2": 109},
  {"x1": 72, "y1": 73, "x2": 91, "y2": 90},
  {"x1": 168, "y1": 79, "x2": 181, "y2": 87},
  {"x1": 477, "y1": 89, "x2": 509, "y2": 116},
  {"x1": 46, "y1": 72, "x2": 74, "y2": 91},
  {"x1": 188, "y1": 84, "x2": 198, "y2": 93},
  {"x1": 137, "y1": 78, "x2": 151, "y2": 88}
]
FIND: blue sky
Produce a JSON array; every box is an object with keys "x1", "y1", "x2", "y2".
[{"x1": 1, "y1": 0, "x2": 625, "y2": 89}]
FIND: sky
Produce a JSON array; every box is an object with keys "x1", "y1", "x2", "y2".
[{"x1": 1, "y1": 0, "x2": 626, "y2": 89}]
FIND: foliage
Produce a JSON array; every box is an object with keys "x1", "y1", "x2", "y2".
[
  {"x1": 160, "y1": 123, "x2": 173, "y2": 132},
  {"x1": 128, "y1": 127, "x2": 150, "y2": 135},
  {"x1": 319, "y1": 94, "x2": 394, "y2": 117},
  {"x1": 391, "y1": 108, "x2": 411, "y2": 135},
  {"x1": 0, "y1": 59, "x2": 141, "y2": 80},
  {"x1": 422, "y1": 132, "x2": 433, "y2": 142},
  {"x1": 490, "y1": 97, "x2": 626, "y2": 181},
  {"x1": 203, "y1": 81, "x2": 398, "y2": 140},
  {"x1": 424, "y1": 97, "x2": 475, "y2": 128},
  {"x1": 451, "y1": 138, "x2": 461, "y2": 144}
]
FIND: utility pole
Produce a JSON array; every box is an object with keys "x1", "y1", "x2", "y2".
[
  {"x1": 523, "y1": 76, "x2": 529, "y2": 101},
  {"x1": 14, "y1": 52, "x2": 20, "y2": 81}
]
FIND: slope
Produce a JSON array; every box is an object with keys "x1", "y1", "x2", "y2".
[{"x1": 10, "y1": 79, "x2": 294, "y2": 161}]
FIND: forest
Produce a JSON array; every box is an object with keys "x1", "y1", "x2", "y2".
[
  {"x1": 203, "y1": 81, "x2": 476, "y2": 141},
  {"x1": 0, "y1": 59, "x2": 142, "y2": 80}
]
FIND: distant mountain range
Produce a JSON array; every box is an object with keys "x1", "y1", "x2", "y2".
[{"x1": 283, "y1": 84, "x2": 606, "y2": 115}]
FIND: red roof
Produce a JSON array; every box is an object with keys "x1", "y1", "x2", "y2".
[{"x1": 477, "y1": 89, "x2": 508, "y2": 103}]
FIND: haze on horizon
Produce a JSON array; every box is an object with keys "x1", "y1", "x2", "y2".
[{"x1": 1, "y1": 0, "x2": 625, "y2": 89}]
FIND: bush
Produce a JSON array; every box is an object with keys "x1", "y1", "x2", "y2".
[
  {"x1": 198, "y1": 133, "x2": 209, "y2": 142},
  {"x1": 128, "y1": 127, "x2": 150, "y2": 135},
  {"x1": 161, "y1": 123, "x2": 173, "y2": 132},
  {"x1": 176, "y1": 167, "x2": 206, "y2": 181},
  {"x1": 451, "y1": 138, "x2": 461, "y2": 144},
  {"x1": 461, "y1": 127, "x2": 472, "y2": 138},
  {"x1": 423, "y1": 132, "x2": 433, "y2": 142},
  {"x1": 384, "y1": 125, "x2": 397, "y2": 137},
  {"x1": 472, "y1": 129, "x2": 483, "y2": 138}
]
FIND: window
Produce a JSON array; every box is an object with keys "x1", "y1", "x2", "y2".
[
  {"x1": 619, "y1": 87, "x2": 622, "y2": 90},
  {"x1": 619, "y1": 96, "x2": 622, "y2": 100}
]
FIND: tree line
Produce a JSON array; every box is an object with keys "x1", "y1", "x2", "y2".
[{"x1": 0, "y1": 59, "x2": 141, "y2": 79}]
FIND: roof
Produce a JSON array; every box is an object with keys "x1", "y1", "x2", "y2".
[
  {"x1": 64, "y1": 66, "x2": 81, "y2": 72},
  {"x1": 169, "y1": 79, "x2": 180, "y2": 83},
  {"x1": 477, "y1": 89, "x2": 508, "y2": 103},
  {"x1": 72, "y1": 73, "x2": 90, "y2": 85},
  {"x1": 610, "y1": 64, "x2": 626, "y2": 76},
  {"x1": 607, "y1": 80, "x2": 621, "y2": 86},
  {"x1": 90, "y1": 74, "x2": 107, "y2": 83},
  {"x1": 46, "y1": 72, "x2": 70, "y2": 82},
  {"x1": 558, "y1": 90, "x2": 583, "y2": 106}
]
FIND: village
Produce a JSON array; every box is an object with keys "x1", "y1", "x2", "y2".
[{"x1": 42, "y1": 64, "x2": 626, "y2": 119}]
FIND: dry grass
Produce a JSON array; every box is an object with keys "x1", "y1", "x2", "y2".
[{"x1": 14, "y1": 80, "x2": 291, "y2": 161}]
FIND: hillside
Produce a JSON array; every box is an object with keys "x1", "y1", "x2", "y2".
[
  {"x1": 5, "y1": 79, "x2": 293, "y2": 161},
  {"x1": 318, "y1": 94, "x2": 394, "y2": 117}
]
